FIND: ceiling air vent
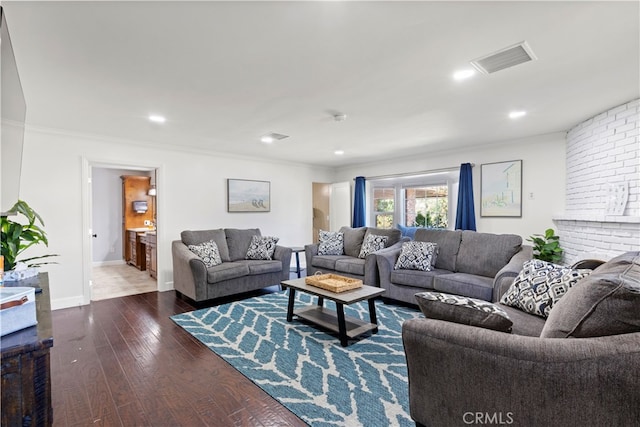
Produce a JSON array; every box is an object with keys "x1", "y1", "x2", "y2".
[{"x1": 470, "y1": 41, "x2": 537, "y2": 74}]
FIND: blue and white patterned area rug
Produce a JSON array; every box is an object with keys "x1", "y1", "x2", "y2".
[{"x1": 170, "y1": 291, "x2": 421, "y2": 427}]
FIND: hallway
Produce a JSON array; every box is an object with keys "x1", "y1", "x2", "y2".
[{"x1": 91, "y1": 263, "x2": 156, "y2": 301}]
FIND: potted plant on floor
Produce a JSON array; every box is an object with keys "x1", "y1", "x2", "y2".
[
  {"x1": 1, "y1": 200, "x2": 58, "y2": 281},
  {"x1": 527, "y1": 228, "x2": 563, "y2": 264}
]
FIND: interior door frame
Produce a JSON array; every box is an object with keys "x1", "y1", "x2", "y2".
[{"x1": 81, "y1": 157, "x2": 163, "y2": 305}]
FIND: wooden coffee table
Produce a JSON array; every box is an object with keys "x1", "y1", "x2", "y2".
[{"x1": 281, "y1": 277, "x2": 385, "y2": 347}]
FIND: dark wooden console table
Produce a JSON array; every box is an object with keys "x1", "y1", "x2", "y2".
[{"x1": 1, "y1": 273, "x2": 54, "y2": 426}]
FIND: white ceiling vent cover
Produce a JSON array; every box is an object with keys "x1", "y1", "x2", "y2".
[{"x1": 471, "y1": 41, "x2": 537, "y2": 74}]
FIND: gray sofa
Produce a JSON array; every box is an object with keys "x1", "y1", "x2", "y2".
[
  {"x1": 305, "y1": 226, "x2": 407, "y2": 286},
  {"x1": 376, "y1": 228, "x2": 531, "y2": 304},
  {"x1": 403, "y1": 251, "x2": 640, "y2": 427},
  {"x1": 172, "y1": 228, "x2": 292, "y2": 303}
]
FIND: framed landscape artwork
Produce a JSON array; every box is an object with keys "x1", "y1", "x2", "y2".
[
  {"x1": 227, "y1": 179, "x2": 270, "y2": 212},
  {"x1": 480, "y1": 160, "x2": 522, "y2": 217}
]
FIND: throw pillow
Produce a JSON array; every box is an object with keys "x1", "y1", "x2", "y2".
[
  {"x1": 394, "y1": 241, "x2": 437, "y2": 271},
  {"x1": 318, "y1": 230, "x2": 344, "y2": 255},
  {"x1": 188, "y1": 240, "x2": 222, "y2": 267},
  {"x1": 541, "y1": 251, "x2": 640, "y2": 338},
  {"x1": 415, "y1": 291, "x2": 513, "y2": 332},
  {"x1": 245, "y1": 235, "x2": 279, "y2": 260},
  {"x1": 500, "y1": 259, "x2": 591, "y2": 318},
  {"x1": 358, "y1": 234, "x2": 389, "y2": 258}
]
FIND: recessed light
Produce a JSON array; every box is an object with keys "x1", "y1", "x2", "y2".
[
  {"x1": 509, "y1": 111, "x2": 527, "y2": 119},
  {"x1": 148, "y1": 115, "x2": 166, "y2": 123},
  {"x1": 334, "y1": 150, "x2": 344, "y2": 155},
  {"x1": 453, "y1": 69, "x2": 476, "y2": 81},
  {"x1": 261, "y1": 135, "x2": 274, "y2": 143}
]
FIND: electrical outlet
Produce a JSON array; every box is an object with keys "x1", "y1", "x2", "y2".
[
  {"x1": 144, "y1": 220, "x2": 151, "y2": 226},
  {"x1": 528, "y1": 192, "x2": 535, "y2": 200}
]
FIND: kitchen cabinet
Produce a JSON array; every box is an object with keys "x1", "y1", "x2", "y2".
[
  {"x1": 126, "y1": 230, "x2": 146, "y2": 270},
  {"x1": 121, "y1": 175, "x2": 152, "y2": 261},
  {"x1": 142, "y1": 233, "x2": 157, "y2": 278}
]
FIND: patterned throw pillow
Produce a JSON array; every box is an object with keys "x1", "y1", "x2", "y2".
[
  {"x1": 500, "y1": 259, "x2": 591, "y2": 318},
  {"x1": 415, "y1": 291, "x2": 513, "y2": 332},
  {"x1": 188, "y1": 240, "x2": 222, "y2": 267},
  {"x1": 245, "y1": 235, "x2": 279, "y2": 260},
  {"x1": 358, "y1": 234, "x2": 389, "y2": 258},
  {"x1": 318, "y1": 230, "x2": 344, "y2": 255},
  {"x1": 394, "y1": 241, "x2": 437, "y2": 271}
]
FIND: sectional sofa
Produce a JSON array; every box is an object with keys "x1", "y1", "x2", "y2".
[{"x1": 403, "y1": 251, "x2": 640, "y2": 426}]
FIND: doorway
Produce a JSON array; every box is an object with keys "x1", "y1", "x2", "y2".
[
  {"x1": 312, "y1": 183, "x2": 330, "y2": 243},
  {"x1": 86, "y1": 163, "x2": 159, "y2": 302}
]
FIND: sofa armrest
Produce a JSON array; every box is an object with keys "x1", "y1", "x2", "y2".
[
  {"x1": 492, "y1": 245, "x2": 532, "y2": 302},
  {"x1": 402, "y1": 318, "x2": 640, "y2": 427},
  {"x1": 273, "y1": 245, "x2": 292, "y2": 281},
  {"x1": 364, "y1": 238, "x2": 409, "y2": 287},
  {"x1": 172, "y1": 240, "x2": 208, "y2": 301},
  {"x1": 305, "y1": 243, "x2": 319, "y2": 275},
  {"x1": 375, "y1": 247, "x2": 402, "y2": 292}
]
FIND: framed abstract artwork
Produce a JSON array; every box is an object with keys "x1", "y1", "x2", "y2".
[
  {"x1": 227, "y1": 179, "x2": 270, "y2": 212},
  {"x1": 480, "y1": 160, "x2": 522, "y2": 217}
]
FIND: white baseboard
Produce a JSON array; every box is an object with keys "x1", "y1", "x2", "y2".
[{"x1": 92, "y1": 260, "x2": 126, "y2": 267}]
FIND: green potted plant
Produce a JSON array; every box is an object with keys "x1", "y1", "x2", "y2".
[
  {"x1": 1, "y1": 200, "x2": 58, "y2": 280},
  {"x1": 527, "y1": 228, "x2": 563, "y2": 263}
]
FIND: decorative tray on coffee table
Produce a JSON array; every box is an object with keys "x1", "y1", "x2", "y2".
[{"x1": 304, "y1": 274, "x2": 363, "y2": 293}]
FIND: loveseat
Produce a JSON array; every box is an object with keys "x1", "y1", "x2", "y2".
[
  {"x1": 304, "y1": 226, "x2": 407, "y2": 286},
  {"x1": 403, "y1": 251, "x2": 640, "y2": 426},
  {"x1": 376, "y1": 228, "x2": 531, "y2": 304},
  {"x1": 172, "y1": 228, "x2": 292, "y2": 303}
]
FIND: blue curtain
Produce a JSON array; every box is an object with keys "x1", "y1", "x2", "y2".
[
  {"x1": 352, "y1": 176, "x2": 366, "y2": 227},
  {"x1": 455, "y1": 163, "x2": 476, "y2": 231}
]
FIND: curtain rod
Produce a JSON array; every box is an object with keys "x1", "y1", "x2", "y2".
[{"x1": 358, "y1": 163, "x2": 475, "y2": 181}]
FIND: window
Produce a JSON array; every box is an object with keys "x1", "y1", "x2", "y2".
[
  {"x1": 404, "y1": 185, "x2": 448, "y2": 228},
  {"x1": 373, "y1": 187, "x2": 395, "y2": 229},
  {"x1": 369, "y1": 173, "x2": 455, "y2": 229}
]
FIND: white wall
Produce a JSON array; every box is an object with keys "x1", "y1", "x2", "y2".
[
  {"x1": 18, "y1": 127, "x2": 333, "y2": 309},
  {"x1": 333, "y1": 132, "x2": 567, "y2": 242}
]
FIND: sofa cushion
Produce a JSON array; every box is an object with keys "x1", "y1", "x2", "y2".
[
  {"x1": 499, "y1": 304, "x2": 546, "y2": 337},
  {"x1": 358, "y1": 234, "x2": 389, "y2": 258},
  {"x1": 239, "y1": 260, "x2": 283, "y2": 275},
  {"x1": 340, "y1": 226, "x2": 367, "y2": 257},
  {"x1": 365, "y1": 227, "x2": 402, "y2": 247},
  {"x1": 500, "y1": 259, "x2": 591, "y2": 318},
  {"x1": 456, "y1": 231, "x2": 522, "y2": 277},
  {"x1": 206, "y1": 262, "x2": 250, "y2": 284},
  {"x1": 312, "y1": 255, "x2": 350, "y2": 271},
  {"x1": 541, "y1": 251, "x2": 640, "y2": 338},
  {"x1": 395, "y1": 241, "x2": 437, "y2": 271},
  {"x1": 245, "y1": 235, "x2": 279, "y2": 260},
  {"x1": 318, "y1": 230, "x2": 344, "y2": 255},
  {"x1": 334, "y1": 257, "x2": 366, "y2": 276},
  {"x1": 225, "y1": 228, "x2": 261, "y2": 261},
  {"x1": 414, "y1": 229, "x2": 461, "y2": 271},
  {"x1": 390, "y1": 269, "x2": 451, "y2": 290},
  {"x1": 415, "y1": 291, "x2": 513, "y2": 332},
  {"x1": 181, "y1": 229, "x2": 231, "y2": 262},
  {"x1": 188, "y1": 240, "x2": 222, "y2": 267},
  {"x1": 434, "y1": 273, "x2": 494, "y2": 302}
]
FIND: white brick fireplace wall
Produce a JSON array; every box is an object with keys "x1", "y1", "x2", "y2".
[{"x1": 554, "y1": 99, "x2": 640, "y2": 265}]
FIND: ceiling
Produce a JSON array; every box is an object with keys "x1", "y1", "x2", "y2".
[{"x1": 3, "y1": 1, "x2": 639, "y2": 168}]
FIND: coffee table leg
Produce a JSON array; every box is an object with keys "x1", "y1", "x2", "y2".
[
  {"x1": 286, "y1": 288, "x2": 296, "y2": 322},
  {"x1": 368, "y1": 298, "x2": 379, "y2": 334},
  {"x1": 317, "y1": 296, "x2": 324, "y2": 307},
  {"x1": 336, "y1": 303, "x2": 348, "y2": 347}
]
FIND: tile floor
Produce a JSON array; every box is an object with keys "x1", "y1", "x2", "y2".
[{"x1": 91, "y1": 263, "x2": 157, "y2": 301}]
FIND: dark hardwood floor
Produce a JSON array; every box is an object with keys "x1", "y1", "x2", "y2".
[{"x1": 50, "y1": 288, "x2": 307, "y2": 426}]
